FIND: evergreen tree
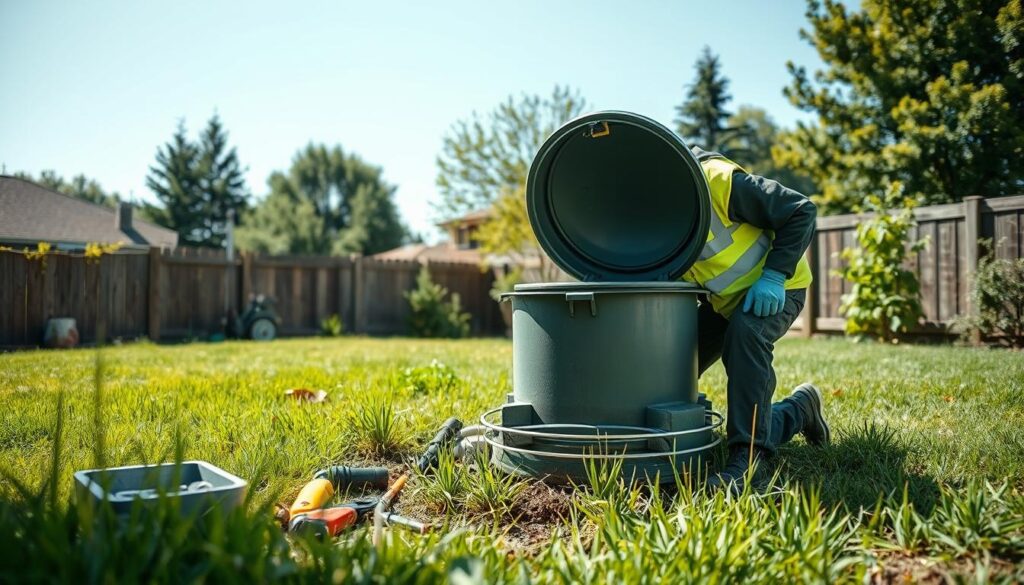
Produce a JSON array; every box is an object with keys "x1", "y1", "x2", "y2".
[
  {"x1": 197, "y1": 115, "x2": 248, "y2": 246},
  {"x1": 145, "y1": 115, "x2": 248, "y2": 247},
  {"x1": 776, "y1": 0, "x2": 1024, "y2": 213},
  {"x1": 235, "y1": 144, "x2": 407, "y2": 256},
  {"x1": 676, "y1": 47, "x2": 744, "y2": 153}
]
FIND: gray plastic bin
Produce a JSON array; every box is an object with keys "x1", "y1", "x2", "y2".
[{"x1": 74, "y1": 460, "x2": 247, "y2": 516}]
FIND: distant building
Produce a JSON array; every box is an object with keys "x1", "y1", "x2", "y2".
[
  {"x1": 372, "y1": 207, "x2": 570, "y2": 281},
  {"x1": 437, "y1": 208, "x2": 491, "y2": 251},
  {"x1": 0, "y1": 175, "x2": 177, "y2": 250},
  {"x1": 372, "y1": 208, "x2": 493, "y2": 265}
]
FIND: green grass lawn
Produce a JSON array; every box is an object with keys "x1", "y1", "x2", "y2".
[{"x1": 1, "y1": 337, "x2": 1022, "y2": 582}]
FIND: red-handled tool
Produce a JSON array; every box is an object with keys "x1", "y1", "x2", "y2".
[{"x1": 288, "y1": 497, "x2": 378, "y2": 539}]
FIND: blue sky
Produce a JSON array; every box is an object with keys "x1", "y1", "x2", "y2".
[{"x1": 1, "y1": 0, "x2": 827, "y2": 240}]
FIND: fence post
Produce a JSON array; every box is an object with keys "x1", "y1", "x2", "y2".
[
  {"x1": 353, "y1": 254, "x2": 366, "y2": 334},
  {"x1": 147, "y1": 247, "x2": 161, "y2": 341},
  {"x1": 963, "y1": 195, "x2": 983, "y2": 344},
  {"x1": 241, "y1": 252, "x2": 253, "y2": 302},
  {"x1": 799, "y1": 235, "x2": 819, "y2": 338}
]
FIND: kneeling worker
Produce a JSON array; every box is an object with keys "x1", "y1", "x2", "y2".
[{"x1": 683, "y1": 146, "x2": 831, "y2": 491}]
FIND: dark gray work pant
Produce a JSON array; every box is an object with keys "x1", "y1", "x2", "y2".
[{"x1": 697, "y1": 289, "x2": 807, "y2": 453}]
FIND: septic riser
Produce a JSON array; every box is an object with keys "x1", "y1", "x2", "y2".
[
  {"x1": 491, "y1": 444, "x2": 712, "y2": 485},
  {"x1": 488, "y1": 395, "x2": 719, "y2": 484}
]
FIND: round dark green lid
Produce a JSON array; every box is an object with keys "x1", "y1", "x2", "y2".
[{"x1": 526, "y1": 111, "x2": 711, "y2": 282}]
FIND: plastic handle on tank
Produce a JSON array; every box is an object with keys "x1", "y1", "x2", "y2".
[
  {"x1": 289, "y1": 478, "x2": 334, "y2": 517},
  {"x1": 565, "y1": 292, "x2": 597, "y2": 317},
  {"x1": 314, "y1": 466, "x2": 390, "y2": 490}
]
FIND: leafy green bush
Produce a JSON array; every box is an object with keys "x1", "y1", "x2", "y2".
[
  {"x1": 405, "y1": 266, "x2": 470, "y2": 338},
  {"x1": 401, "y1": 359, "x2": 458, "y2": 395},
  {"x1": 836, "y1": 187, "x2": 927, "y2": 341},
  {"x1": 959, "y1": 246, "x2": 1024, "y2": 347},
  {"x1": 319, "y1": 314, "x2": 343, "y2": 337}
]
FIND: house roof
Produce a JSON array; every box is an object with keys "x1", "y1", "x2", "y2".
[
  {"x1": 370, "y1": 242, "x2": 482, "y2": 264},
  {"x1": 436, "y1": 207, "x2": 493, "y2": 229},
  {"x1": 0, "y1": 176, "x2": 178, "y2": 249}
]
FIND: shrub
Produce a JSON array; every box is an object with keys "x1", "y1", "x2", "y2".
[
  {"x1": 401, "y1": 359, "x2": 458, "y2": 395},
  {"x1": 959, "y1": 246, "x2": 1024, "y2": 347},
  {"x1": 405, "y1": 266, "x2": 470, "y2": 338},
  {"x1": 836, "y1": 186, "x2": 927, "y2": 341},
  {"x1": 319, "y1": 314, "x2": 343, "y2": 337}
]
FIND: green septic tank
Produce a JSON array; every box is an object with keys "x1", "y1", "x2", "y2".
[{"x1": 484, "y1": 111, "x2": 723, "y2": 483}]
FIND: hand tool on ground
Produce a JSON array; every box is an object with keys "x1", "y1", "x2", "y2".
[
  {"x1": 380, "y1": 510, "x2": 431, "y2": 534},
  {"x1": 417, "y1": 417, "x2": 463, "y2": 473},
  {"x1": 288, "y1": 465, "x2": 390, "y2": 519},
  {"x1": 313, "y1": 465, "x2": 389, "y2": 490},
  {"x1": 288, "y1": 497, "x2": 378, "y2": 539},
  {"x1": 372, "y1": 474, "x2": 409, "y2": 546},
  {"x1": 368, "y1": 417, "x2": 463, "y2": 545}
]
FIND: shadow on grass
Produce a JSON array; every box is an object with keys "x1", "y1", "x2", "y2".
[{"x1": 777, "y1": 422, "x2": 941, "y2": 513}]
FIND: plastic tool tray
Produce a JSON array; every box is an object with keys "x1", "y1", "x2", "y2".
[{"x1": 74, "y1": 460, "x2": 247, "y2": 516}]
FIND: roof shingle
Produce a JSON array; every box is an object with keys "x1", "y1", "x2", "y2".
[{"x1": 0, "y1": 176, "x2": 177, "y2": 248}]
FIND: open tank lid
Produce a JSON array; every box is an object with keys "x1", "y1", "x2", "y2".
[{"x1": 527, "y1": 111, "x2": 711, "y2": 282}]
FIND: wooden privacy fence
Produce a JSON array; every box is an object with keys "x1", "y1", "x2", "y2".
[
  {"x1": 0, "y1": 248, "x2": 505, "y2": 347},
  {"x1": 3, "y1": 195, "x2": 1021, "y2": 347},
  {"x1": 794, "y1": 194, "x2": 1024, "y2": 335}
]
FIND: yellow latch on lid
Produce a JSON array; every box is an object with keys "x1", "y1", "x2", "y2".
[{"x1": 588, "y1": 121, "x2": 610, "y2": 138}]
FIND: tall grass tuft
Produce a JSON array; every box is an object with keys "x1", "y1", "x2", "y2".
[
  {"x1": 464, "y1": 450, "x2": 527, "y2": 520},
  {"x1": 349, "y1": 396, "x2": 410, "y2": 457},
  {"x1": 413, "y1": 445, "x2": 465, "y2": 513}
]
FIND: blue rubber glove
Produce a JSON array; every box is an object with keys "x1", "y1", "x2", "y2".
[{"x1": 742, "y1": 269, "x2": 787, "y2": 317}]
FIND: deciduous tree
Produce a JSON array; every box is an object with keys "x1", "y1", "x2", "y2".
[
  {"x1": 436, "y1": 86, "x2": 587, "y2": 218},
  {"x1": 235, "y1": 144, "x2": 407, "y2": 256},
  {"x1": 436, "y1": 86, "x2": 586, "y2": 281},
  {"x1": 726, "y1": 106, "x2": 817, "y2": 195},
  {"x1": 776, "y1": 0, "x2": 1024, "y2": 214}
]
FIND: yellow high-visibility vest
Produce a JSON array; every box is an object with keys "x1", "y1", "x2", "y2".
[{"x1": 682, "y1": 155, "x2": 813, "y2": 316}]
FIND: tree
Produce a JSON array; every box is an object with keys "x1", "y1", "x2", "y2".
[
  {"x1": 676, "y1": 46, "x2": 746, "y2": 154},
  {"x1": 145, "y1": 115, "x2": 248, "y2": 247},
  {"x1": 14, "y1": 170, "x2": 121, "y2": 207},
  {"x1": 436, "y1": 86, "x2": 586, "y2": 281},
  {"x1": 197, "y1": 115, "x2": 248, "y2": 244},
  {"x1": 725, "y1": 106, "x2": 817, "y2": 195},
  {"x1": 776, "y1": 0, "x2": 1024, "y2": 214},
  {"x1": 436, "y1": 85, "x2": 587, "y2": 218},
  {"x1": 235, "y1": 144, "x2": 407, "y2": 256}
]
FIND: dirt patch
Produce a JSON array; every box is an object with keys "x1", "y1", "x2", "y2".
[
  {"x1": 501, "y1": 481, "x2": 576, "y2": 555},
  {"x1": 868, "y1": 552, "x2": 1021, "y2": 584},
  {"x1": 511, "y1": 481, "x2": 573, "y2": 524}
]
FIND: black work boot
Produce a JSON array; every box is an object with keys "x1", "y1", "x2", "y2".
[
  {"x1": 706, "y1": 446, "x2": 770, "y2": 494},
  {"x1": 789, "y1": 383, "x2": 831, "y2": 446}
]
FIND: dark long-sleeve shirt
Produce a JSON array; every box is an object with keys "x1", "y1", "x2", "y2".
[{"x1": 691, "y1": 147, "x2": 817, "y2": 278}]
